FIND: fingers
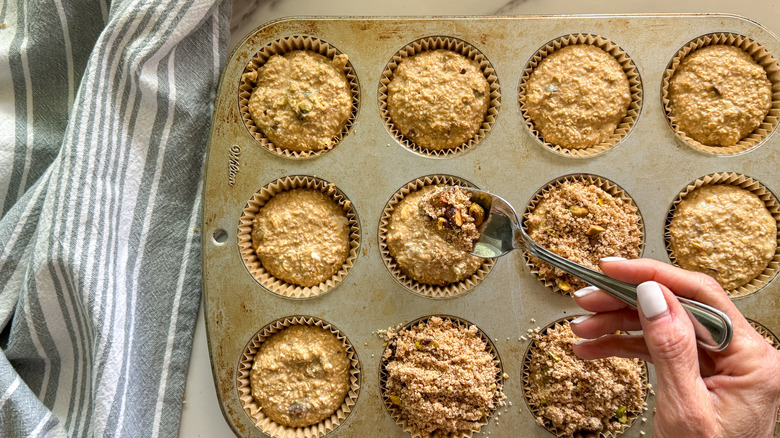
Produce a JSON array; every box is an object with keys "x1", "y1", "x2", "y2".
[
  {"x1": 572, "y1": 334, "x2": 651, "y2": 362},
  {"x1": 570, "y1": 309, "x2": 642, "y2": 339},
  {"x1": 635, "y1": 280, "x2": 707, "y2": 400},
  {"x1": 572, "y1": 285, "x2": 630, "y2": 312}
]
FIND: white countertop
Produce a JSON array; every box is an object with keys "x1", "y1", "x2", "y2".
[{"x1": 181, "y1": 1, "x2": 780, "y2": 437}]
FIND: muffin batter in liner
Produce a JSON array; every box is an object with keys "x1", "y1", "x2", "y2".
[
  {"x1": 378, "y1": 314, "x2": 505, "y2": 438},
  {"x1": 378, "y1": 36, "x2": 501, "y2": 158},
  {"x1": 238, "y1": 175, "x2": 360, "y2": 299},
  {"x1": 664, "y1": 172, "x2": 780, "y2": 298},
  {"x1": 378, "y1": 175, "x2": 495, "y2": 298},
  {"x1": 518, "y1": 34, "x2": 643, "y2": 158},
  {"x1": 522, "y1": 174, "x2": 645, "y2": 295},
  {"x1": 238, "y1": 35, "x2": 360, "y2": 159},
  {"x1": 237, "y1": 316, "x2": 361, "y2": 438},
  {"x1": 661, "y1": 33, "x2": 780, "y2": 156},
  {"x1": 521, "y1": 316, "x2": 649, "y2": 438}
]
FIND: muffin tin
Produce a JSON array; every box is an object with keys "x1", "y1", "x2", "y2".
[{"x1": 202, "y1": 15, "x2": 780, "y2": 437}]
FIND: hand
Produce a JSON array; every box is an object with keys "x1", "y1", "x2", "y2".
[{"x1": 569, "y1": 258, "x2": 780, "y2": 438}]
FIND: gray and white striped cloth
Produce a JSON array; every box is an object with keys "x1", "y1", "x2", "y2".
[{"x1": 0, "y1": 0, "x2": 229, "y2": 435}]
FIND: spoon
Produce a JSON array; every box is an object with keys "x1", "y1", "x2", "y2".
[{"x1": 452, "y1": 186, "x2": 733, "y2": 351}]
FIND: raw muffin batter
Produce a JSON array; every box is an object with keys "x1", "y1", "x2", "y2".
[
  {"x1": 384, "y1": 317, "x2": 501, "y2": 438},
  {"x1": 669, "y1": 184, "x2": 777, "y2": 290},
  {"x1": 387, "y1": 49, "x2": 490, "y2": 150},
  {"x1": 247, "y1": 50, "x2": 351, "y2": 152},
  {"x1": 525, "y1": 44, "x2": 631, "y2": 149},
  {"x1": 386, "y1": 186, "x2": 483, "y2": 286},
  {"x1": 527, "y1": 322, "x2": 644, "y2": 437},
  {"x1": 251, "y1": 189, "x2": 350, "y2": 287},
  {"x1": 419, "y1": 186, "x2": 484, "y2": 252},
  {"x1": 668, "y1": 45, "x2": 772, "y2": 147},
  {"x1": 250, "y1": 325, "x2": 351, "y2": 428},
  {"x1": 526, "y1": 180, "x2": 642, "y2": 292}
]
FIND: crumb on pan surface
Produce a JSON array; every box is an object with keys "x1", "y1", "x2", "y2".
[
  {"x1": 386, "y1": 186, "x2": 483, "y2": 286},
  {"x1": 250, "y1": 325, "x2": 351, "y2": 428},
  {"x1": 387, "y1": 49, "x2": 490, "y2": 150},
  {"x1": 528, "y1": 322, "x2": 644, "y2": 437},
  {"x1": 419, "y1": 186, "x2": 484, "y2": 252},
  {"x1": 669, "y1": 184, "x2": 777, "y2": 290},
  {"x1": 251, "y1": 189, "x2": 350, "y2": 287},
  {"x1": 668, "y1": 45, "x2": 772, "y2": 147},
  {"x1": 525, "y1": 44, "x2": 631, "y2": 149},
  {"x1": 384, "y1": 317, "x2": 503, "y2": 437},
  {"x1": 246, "y1": 50, "x2": 351, "y2": 152},
  {"x1": 526, "y1": 180, "x2": 641, "y2": 292}
]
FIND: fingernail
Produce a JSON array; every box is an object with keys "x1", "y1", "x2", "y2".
[
  {"x1": 574, "y1": 285, "x2": 599, "y2": 297},
  {"x1": 600, "y1": 256, "x2": 627, "y2": 262},
  {"x1": 573, "y1": 340, "x2": 589, "y2": 346},
  {"x1": 637, "y1": 281, "x2": 669, "y2": 319},
  {"x1": 571, "y1": 315, "x2": 592, "y2": 325}
]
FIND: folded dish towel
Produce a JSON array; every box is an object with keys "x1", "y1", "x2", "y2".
[{"x1": 0, "y1": 0, "x2": 228, "y2": 435}]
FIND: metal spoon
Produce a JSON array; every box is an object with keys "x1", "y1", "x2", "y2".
[{"x1": 453, "y1": 186, "x2": 733, "y2": 351}]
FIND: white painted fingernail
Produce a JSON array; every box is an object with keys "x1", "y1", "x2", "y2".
[
  {"x1": 574, "y1": 285, "x2": 599, "y2": 297},
  {"x1": 573, "y1": 340, "x2": 589, "y2": 346},
  {"x1": 637, "y1": 281, "x2": 669, "y2": 319},
  {"x1": 600, "y1": 256, "x2": 627, "y2": 262},
  {"x1": 571, "y1": 315, "x2": 592, "y2": 325}
]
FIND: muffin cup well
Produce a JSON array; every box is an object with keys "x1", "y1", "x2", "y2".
[
  {"x1": 238, "y1": 175, "x2": 361, "y2": 299},
  {"x1": 521, "y1": 316, "x2": 650, "y2": 438},
  {"x1": 377, "y1": 175, "x2": 495, "y2": 298},
  {"x1": 378, "y1": 36, "x2": 501, "y2": 158},
  {"x1": 522, "y1": 174, "x2": 645, "y2": 295},
  {"x1": 661, "y1": 33, "x2": 780, "y2": 156},
  {"x1": 518, "y1": 34, "x2": 643, "y2": 159},
  {"x1": 378, "y1": 314, "x2": 505, "y2": 438},
  {"x1": 664, "y1": 172, "x2": 780, "y2": 299},
  {"x1": 237, "y1": 316, "x2": 362, "y2": 438},
  {"x1": 238, "y1": 35, "x2": 360, "y2": 159}
]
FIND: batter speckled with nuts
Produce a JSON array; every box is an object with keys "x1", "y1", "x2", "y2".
[
  {"x1": 525, "y1": 44, "x2": 631, "y2": 149},
  {"x1": 668, "y1": 45, "x2": 772, "y2": 147},
  {"x1": 251, "y1": 189, "x2": 350, "y2": 287},
  {"x1": 387, "y1": 49, "x2": 490, "y2": 150},
  {"x1": 250, "y1": 325, "x2": 351, "y2": 428},
  {"x1": 669, "y1": 184, "x2": 777, "y2": 290},
  {"x1": 246, "y1": 50, "x2": 351, "y2": 152}
]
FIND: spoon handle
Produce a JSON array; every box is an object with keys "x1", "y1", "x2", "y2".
[{"x1": 528, "y1": 241, "x2": 733, "y2": 351}]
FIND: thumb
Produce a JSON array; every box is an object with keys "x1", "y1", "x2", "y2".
[{"x1": 636, "y1": 281, "x2": 705, "y2": 401}]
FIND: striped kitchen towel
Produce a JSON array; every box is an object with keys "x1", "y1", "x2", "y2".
[{"x1": 0, "y1": 0, "x2": 229, "y2": 436}]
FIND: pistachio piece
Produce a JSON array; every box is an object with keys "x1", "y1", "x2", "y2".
[
  {"x1": 615, "y1": 405, "x2": 628, "y2": 424},
  {"x1": 556, "y1": 279, "x2": 571, "y2": 291},
  {"x1": 469, "y1": 203, "x2": 485, "y2": 226},
  {"x1": 598, "y1": 198, "x2": 604, "y2": 206},
  {"x1": 585, "y1": 224, "x2": 605, "y2": 236},
  {"x1": 569, "y1": 205, "x2": 589, "y2": 217},
  {"x1": 388, "y1": 395, "x2": 402, "y2": 406},
  {"x1": 436, "y1": 217, "x2": 448, "y2": 231}
]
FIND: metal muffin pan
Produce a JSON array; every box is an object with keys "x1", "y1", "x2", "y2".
[{"x1": 202, "y1": 15, "x2": 780, "y2": 437}]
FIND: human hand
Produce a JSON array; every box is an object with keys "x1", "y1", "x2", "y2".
[{"x1": 569, "y1": 258, "x2": 780, "y2": 438}]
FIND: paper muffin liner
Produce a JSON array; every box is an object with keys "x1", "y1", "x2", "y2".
[
  {"x1": 238, "y1": 35, "x2": 360, "y2": 159},
  {"x1": 522, "y1": 174, "x2": 646, "y2": 296},
  {"x1": 378, "y1": 314, "x2": 505, "y2": 438},
  {"x1": 237, "y1": 315, "x2": 362, "y2": 438},
  {"x1": 664, "y1": 172, "x2": 780, "y2": 299},
  {"x1": 661, "y1": 33, "x2": 780, "y2": 156},
  {"x1": 518, "y1": 34, "x2": 643, "y2": 159},
  {"x1": 378, "y1": 36, "x2": 501, "y2": 158},
  {"x1": 377, "y1": 175, "x2": 495, "y2": 298},
  {"x1": 238, "y1": 175, "x2": 361, "y2": 299},
  {"x1": 521, "y1": 316, "x2": 650, "y2": 438}
]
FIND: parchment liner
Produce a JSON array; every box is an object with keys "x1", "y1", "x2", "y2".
[
  {"x1": 518, "y1": 34, "x2": 643, "y2": 159},
  {"x1": 237, "y1": 316, "x2": 362, "y2": 438},
  {"x1": 238, "y1": 175, "x2": 361, "y2": 299},
  {"x1": 378, "y1": 36, "x2": 501, "y2": 158},
  {"x1": 520, "y1": 316, "x2": 650, "y2": 438},
  {"x1": 661, "y1": 33, "x2": 780, "y2": 156},
  {"x1": 377, "y1": 175, "x2": 495, "y2": 298},
  {"x1": 664, "y1": 172, "x2": 780, "y2": 299},
  {"x1": 378, "y1": 314, "x2": 505, "y2": 438},
  {"x1": 522, "y1": 174, "x2": 646, "y2": 296},
  {"x1": 238, "y1": 35, "x2": 360, "y2": 159}
]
